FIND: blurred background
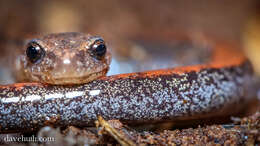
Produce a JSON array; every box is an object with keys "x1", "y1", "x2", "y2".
[{"x1": 0, "y1": 0, "x2": 260, "y2": 77}]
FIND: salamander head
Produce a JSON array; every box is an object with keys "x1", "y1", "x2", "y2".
[{"x1": 16, "y1": 32, "x2": 111, "y2": 85}]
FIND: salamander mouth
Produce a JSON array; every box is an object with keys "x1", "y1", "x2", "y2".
[{"x1": 38, "y1": 69, "x2": 108, "y2": 85}]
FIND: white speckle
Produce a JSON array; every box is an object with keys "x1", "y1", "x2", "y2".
[
  {"x1": 1, "y1": 97, "x2": 20, "y2": 103},
  {"x1": 65, "y1": 91, "x2": 84, "y2": 98},
  {"x1": 45, "y1": 93, "x2": 64, "y2": 100},
  {"x1": 63, "y1": 59, "x2": 71, "y2": 64},
  {"x1": 89, "y1": 90, "x2": 101, "y2": 96},
  {"x1": 76, "y1": 61, "x2": 83, "y2": 66},
  {"x1": 45, "y1": 116, "x2": 50, "y2": 121},
  {"x1": 22, "y1": 95, "x2": 41, "y2": 102}
]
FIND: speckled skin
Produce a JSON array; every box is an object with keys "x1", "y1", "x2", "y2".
[
  {"x1": 0, "y1": 39, "x2": 254, "y2": 133},
  {"x1": 15, "y1": 32, "x2": 111, "y2": 85}
]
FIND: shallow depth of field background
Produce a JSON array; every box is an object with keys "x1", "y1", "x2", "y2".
[{"x1": 0, "y1": 0, "x2": 260, "y2": 75}]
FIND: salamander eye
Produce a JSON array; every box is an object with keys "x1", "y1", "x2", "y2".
[
  {"x1": 26, "y1": 42, "x2": 45, "y2": 64},
  {"x1": 90, "y1": 39, "x2": 107, "y2": 60}
]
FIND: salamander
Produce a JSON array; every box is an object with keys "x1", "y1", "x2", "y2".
[{"x1": 0, "y1": 32, "x2": 254, "y2": 133}]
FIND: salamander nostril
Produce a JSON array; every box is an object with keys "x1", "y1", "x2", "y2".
[
  {"x1": 90, "y1": 39, "x2": 107, "y2": 60},
  {"x1": 26, "y1": 42, "x2": 45, "y2": 64}
]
